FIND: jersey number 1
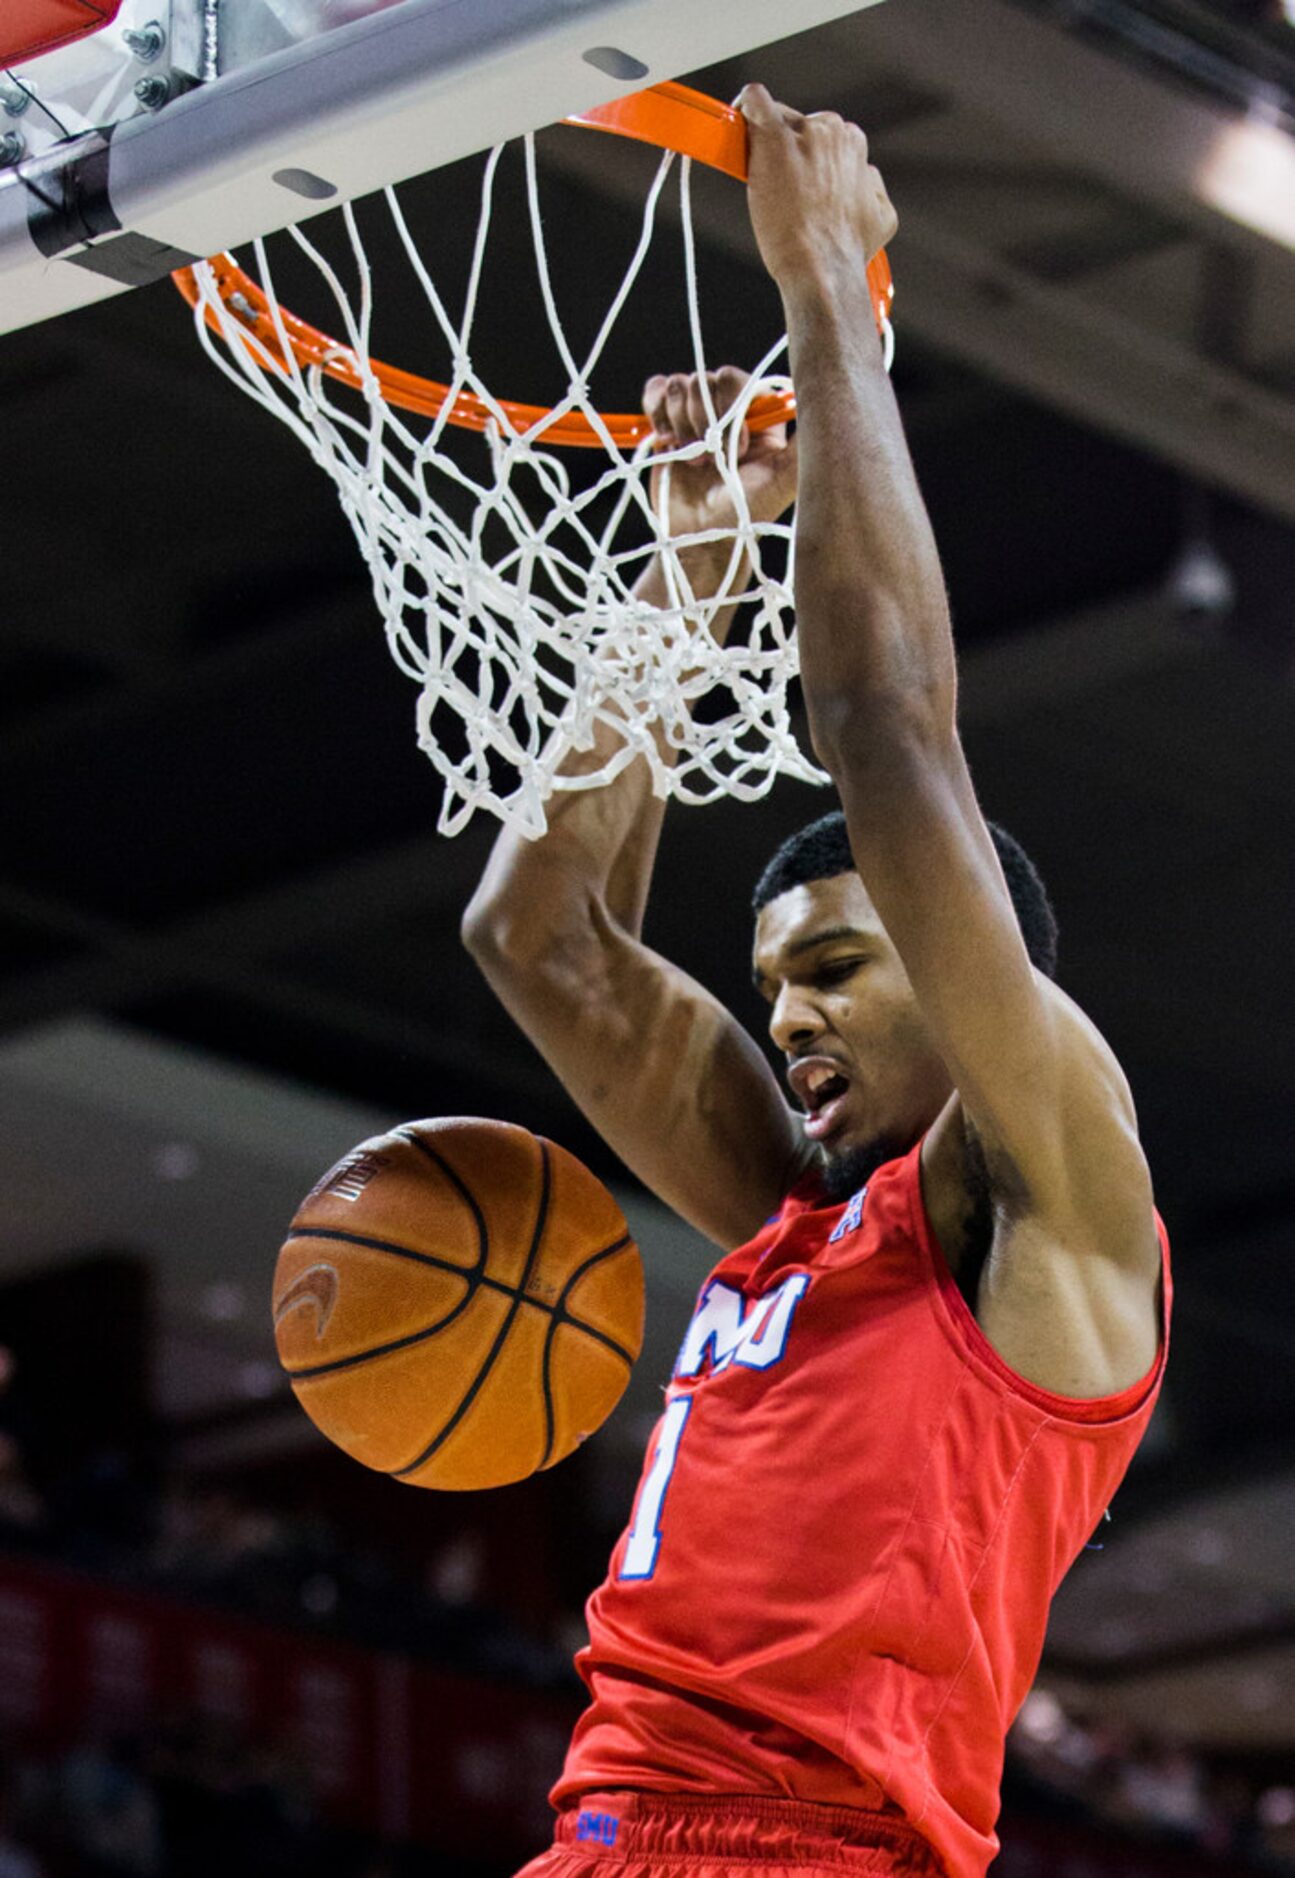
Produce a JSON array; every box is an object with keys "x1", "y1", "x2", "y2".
[{"x1": 619, "y1": 1396, "x2": 692, "y2": 1580}]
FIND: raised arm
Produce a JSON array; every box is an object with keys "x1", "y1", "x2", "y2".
[
  {"x1": 462, "y1": 370, "x2": 807, "y2": 1251},
  {"x1": 739, "y1": 88, "x2": 1160, "y2": 1382}
]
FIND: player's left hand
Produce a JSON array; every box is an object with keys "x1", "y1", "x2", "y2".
[
  {"x1": 737, "y1": 84, "x2": 897, "y2": 296},
  {"x1": 643, "y1": 366, "x2": 797, "y2": 550}
]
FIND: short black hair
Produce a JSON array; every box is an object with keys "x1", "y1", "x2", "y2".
[{"x1": 752, "y1": 809, "x2": 1058, "y2": 979}]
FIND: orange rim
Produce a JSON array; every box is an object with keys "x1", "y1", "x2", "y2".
[{"x1": 172, "y1": 83, "x2": 894, "y2": 449}]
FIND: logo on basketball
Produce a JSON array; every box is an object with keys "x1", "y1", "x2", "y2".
[
  {"x1": 310, "y1": 1150, "x2": 389, "y2": 1204},
  {"x1": 273, "y1": 1262, "x2": 340, "y2": 1339}
]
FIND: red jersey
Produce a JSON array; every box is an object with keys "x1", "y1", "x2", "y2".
[{"x1": 554, "y1": 1140, "x2": 1172, "y2": 1877}]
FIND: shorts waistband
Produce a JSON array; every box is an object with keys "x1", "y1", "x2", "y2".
[{"x1": 557, "y1": 1790, "x2": 945, "y2": 1872}]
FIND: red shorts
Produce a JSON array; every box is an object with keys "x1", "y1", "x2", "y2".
[{"x1": 512, "y1": 1791, "x2": 946, "y2": 1877}]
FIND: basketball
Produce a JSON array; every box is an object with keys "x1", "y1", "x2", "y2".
[{"x1": 271, "y1": 1118, "x2": 643, "y2": 1489}]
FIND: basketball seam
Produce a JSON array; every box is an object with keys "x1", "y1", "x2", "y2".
[
  {"x1": 396, "y1": 1127, "x2": 489, "y2": 1255},
  {"x1": 285, "y1": 1286, "x2": 477, "y2": 1379},
  {"x1": 279, "y1": 1237, "x2": 637, "y2": 1380},
  {"x1": 284, "y1": 1226, "x2": 476, "y2": 1281},
  {"x1": 283, "y1": 1285, "x2": 635, "y2": 1380},
  {"x1": 286, "y1": 1225, "x2": 532, "y2": 1310},
  {"x1": 537, "y1": 1233, "x2": 639, "y2": 1469},
  {"x1": 390, "y1": 1136, "x2": 553, "y2": 1480},
  {"x1": 556, "y1": 1306, "x2": 636, "y2": 1368}
]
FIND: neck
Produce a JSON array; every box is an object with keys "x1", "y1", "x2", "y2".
[{"x1": 817, "y1": 1132, "x2": 913, "y2": 1204}]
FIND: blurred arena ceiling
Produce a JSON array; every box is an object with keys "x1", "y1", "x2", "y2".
[{"x1": 1, "y1": 0, "x2": 1293, "y2": 1752}]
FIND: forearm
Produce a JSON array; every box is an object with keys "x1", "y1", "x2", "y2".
[
  {"x1": 463, "y1": 548, "x2": 743, "y2": 949},
  {"x1": 783, "y1": 266, "x2": 956, "y2": 755}
]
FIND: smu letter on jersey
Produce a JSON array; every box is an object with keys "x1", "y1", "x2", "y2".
[{"x1": 674, "y1": 1274, "x2": 810, "y2": 1378}]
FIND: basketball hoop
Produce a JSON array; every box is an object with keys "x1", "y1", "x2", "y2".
[
  {"x1": 174, "y1": 84, "x2": 896, "y2": 835},
  {"x1": 173, "y1": 85, "x2": 892, "y2": 446}
]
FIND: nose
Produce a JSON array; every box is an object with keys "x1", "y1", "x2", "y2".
[{"x1": 768, "y1": 983, "x2": 826, "y2": 1055}]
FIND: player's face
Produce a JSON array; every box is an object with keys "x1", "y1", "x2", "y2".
[{"x1": 752, "y1": 873, "x2": 953, "y2": 1191}]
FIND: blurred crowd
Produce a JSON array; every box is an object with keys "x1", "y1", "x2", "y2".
[
  {"x1": 0, "y1": 1346, "x2": 575, "y2": 1693},
  {"x1": 0, "y1": 1719, "x2": 479, "y2": 1878},
  {"x1": 143, "y1": 1482, "x2": 577, "y2": 1689},
  {"x1": 1008, "y1": 1689, "x2": 1295, "y2": 1872}
]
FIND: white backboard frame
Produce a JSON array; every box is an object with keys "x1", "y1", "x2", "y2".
[{"x1": 0, "y1": 0, "x2": 886, "y2": 332}]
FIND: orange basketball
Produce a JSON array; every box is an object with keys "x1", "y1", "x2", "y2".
[{"x1": 271, "y1": 1117, "x2": 643, "y2": 1489}]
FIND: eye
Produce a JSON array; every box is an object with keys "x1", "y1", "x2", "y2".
[{"x1": 813, "y1": 959, "x2": 864, "y2": 987}]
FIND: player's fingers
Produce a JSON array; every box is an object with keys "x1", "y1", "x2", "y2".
[
  {"x1": 664, "y1": 374, "x2": 698, "y2": 446},
  {"x1": 806, "y1": 112, "x2": 872, "y2": 175},
  {"x1": 686, "y1": 376, "x2": 713, "y2": 441},
  {"x1": 642, "y1": 373, "x2": 675, "y2": 443},
  {"x1": 774, "y1": 423, "x2": 800, "y2": 490},
  {"x1": 710, "y1": 366, "x2": 751, "y2": 426},
  {"x1": 871, "y1": 169, "x2": 899, "y2": 243},
  {"x1": 736, "y1": 83, "x2": 803, "y2": 131}
]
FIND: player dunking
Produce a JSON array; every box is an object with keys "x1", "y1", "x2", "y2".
[{"x1": 463, "y1": 86, "x2": 1170, "y2": 1878}]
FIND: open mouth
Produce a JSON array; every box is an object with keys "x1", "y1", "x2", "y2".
[{"x1": 787, "y1": 1057, "x2": 853, "y2": 1142}]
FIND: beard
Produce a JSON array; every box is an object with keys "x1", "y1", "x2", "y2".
[{"x1": 815, "y1": 1131, "x2": 912, "y2": 1205}]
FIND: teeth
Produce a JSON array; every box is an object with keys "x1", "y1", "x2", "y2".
[{"x1": 805, "y1": 1065, "x2": 838, "y2": 1096}]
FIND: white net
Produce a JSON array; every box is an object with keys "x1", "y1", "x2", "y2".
[{"x1": 185, "y1": 133, "x2": 892, "y2": 838}]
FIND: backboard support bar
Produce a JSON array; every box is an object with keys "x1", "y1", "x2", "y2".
[{"x1": 0, "y1": 0, "x2": 887, "y2": 333}]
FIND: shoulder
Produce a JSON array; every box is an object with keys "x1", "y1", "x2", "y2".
[
  {"x1": 950, "y1": 974, "x2": 1156, "y2": 1266},
  {"x1": 921, "y1": 983, "x2": 1164, "y2": 1398}
]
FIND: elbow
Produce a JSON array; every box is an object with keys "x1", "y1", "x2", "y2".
[
  {"x1": 460, "y1": 906, "x2": 543, "y2": 1010},
  {"x1": 459, "y1": 889, "x2": 492, "y2": 957},
  {"x1": 460, "y1": 881, "x2": 523, "y2": 965},
  {"x1": 461, "y1": 887, "x2": 606, "y2": 982},
  {"x1": 460, "y1": 897, "x2": 518, "y2": 969},
  {"x1": 460, "y1": 891, "x2": 489, "y2": 949}
]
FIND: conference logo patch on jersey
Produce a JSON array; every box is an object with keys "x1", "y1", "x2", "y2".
[
  {"x1": 674, "y1": 1273, "x2": 810, "y2": 1379},
  {"x1": 828, "y1": 1183, "x2": 868, "y2": 1244}
]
